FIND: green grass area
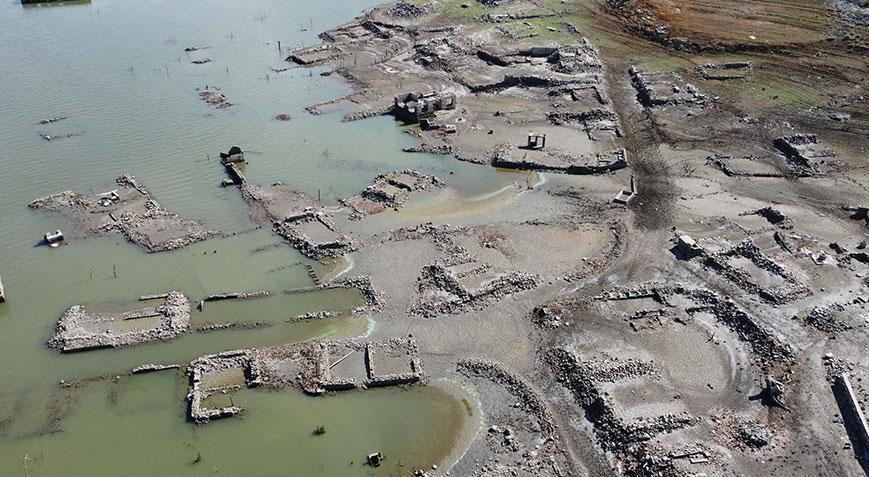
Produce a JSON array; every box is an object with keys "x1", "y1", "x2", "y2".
[{"x1": 728, "y1": 74, "x2": 825, "y2": 109}]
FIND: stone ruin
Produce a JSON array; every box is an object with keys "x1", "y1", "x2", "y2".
[
  {"x1": 548, "y1": 348, "x2": 701, "y2": 475},
  {"x1": 695, "y1": 62, "x2": 752, "y2": 80},
  {"x1": 751, "y1": 207, "x2": 794, "y2": 229},
  {"x1": 596, "y1": 283, "x2": 794, "y2": 368},
  {"x1": 629, "y1": 66, "x2": 707, "y2": 107},
  {"x1": 272, "y1": 208, "x2": 356, "y2": 259},
  {"x1": 48, "y1": 291, "x2": 191, "y2": 352},
  {"x1": 342, "y1": 170, "x2": 444, "y2": 218},
  {"x1": 317, "y1": 340, "x2": 423, "y2": 391},
  {"x1": 186, "y1": 338, "x2": 422, "y2": 423},
  {"x1": 676, "y1": 234, "x2": 810, "y2": 305},
  {"x1": 187, "y1": 350, "x2": 252, "y2": 422},
  {"x1": 773, "y1": 134, "x2": 837, "y2": 176},
  {"x1": 477, "y1": 41, "x2": 603, "y2": 74},
  {"x1": 491, "y1": 145, "x2": 627, "y2": 175},
  {"x1": 30, "y1": 175, "x2": 213, "y2": 253},
  {"x1": 412, "y1": 261, "x2": 540, "y2": 317},
  {"x1": 393, "y1": 91, "x2": 457, "y2": 123},
  {"x1": 707, "y1": 153, "x2": 787, "y2": 178}
]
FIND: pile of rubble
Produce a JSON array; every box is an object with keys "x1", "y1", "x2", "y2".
[
  {"x1": 773, "y1": 134, "x2": 837, "y2": 176},
  {"x1": 49, "y1": 291, "x2": 191, "y2": 352},
  {"x1": 751, "y1": 206, "x2": 794, "y2": 229},
  {"x1": 198, "y1": 87, "x2": 232, "y2": 108},
  {"x1": 549, "y1": 40, "x2": 604, "y2": 74},
  {"x1": 801, "y1": 303, "x2": 864, "y2": 334},
  {"x1": 387, "y1": 1, "x2": 426, "y2": 19},
  {"x1": 709, "y1": 410, "x2": 774, "y2": 451}
]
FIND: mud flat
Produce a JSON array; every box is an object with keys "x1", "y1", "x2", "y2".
[
  {"x1": 48, "y1": 291, "x2": 190, "y2": 352},
  {"x1": 30, "y1": 175, "x2": 214, "y2": 252}
]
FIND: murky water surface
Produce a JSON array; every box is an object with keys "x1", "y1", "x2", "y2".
[{"x1": 0, "y1": 0, "x2": 506, "y2": 473}]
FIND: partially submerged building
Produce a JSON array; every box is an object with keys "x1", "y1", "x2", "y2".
[
  {"x1": 186, "y1": 339, "x2": 423, "y2": 422},
  {"x1": 48, "y1": 292, "x2": 191, "y2": 352},
  {"x1": 393, "y1": 91, "x2": 456, "y2": 123}
]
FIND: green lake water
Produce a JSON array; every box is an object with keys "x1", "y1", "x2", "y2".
[{"x1": 0, "y1": 0, "x2": 509, "y2": 473}]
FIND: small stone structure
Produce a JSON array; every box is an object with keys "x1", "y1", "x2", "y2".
[
  {"x1": 629, "y1": 66, "x2": 706, "y2": 107},
  {"x1": 676, "y1": 234, "x2": 702, "y2": 258},
  {"x1": 273, "y1": 209, "x2": 356, "y2": 259},
  {"x1": 526, "y1": 132, "x2": 546, "y2": 150},
  {"x1": 613, "y1": 175, "x2": 637, "y2": 205},
  {"x1": 44, "y1": 230, "x2": 64, "y2": 245},
  {"x1": 773, "y1": 134, "x2": 836, "y2": 176},
  {"x1": 695, "y1": 62, "x2": 752, "y2": 80},
  {"x1": 393, "y1": 91, "x2": 456, "y2": 123},
  {"x1": 187, "y1": 350, "x2": 252, "y2": 422},
  {"x1": 835, "y1": 372, "x2": 869, "y2": 460},
  {"x1": 48, "y1": 291, "x2": 191, "y2": 352},
  {"x1": 220, "y1": 146, "x2": 244, "y2": 164}
]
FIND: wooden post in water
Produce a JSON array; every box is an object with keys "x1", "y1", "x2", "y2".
[{"x1": 277, "y1": 40, "x2": 281, "y2": 54}]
